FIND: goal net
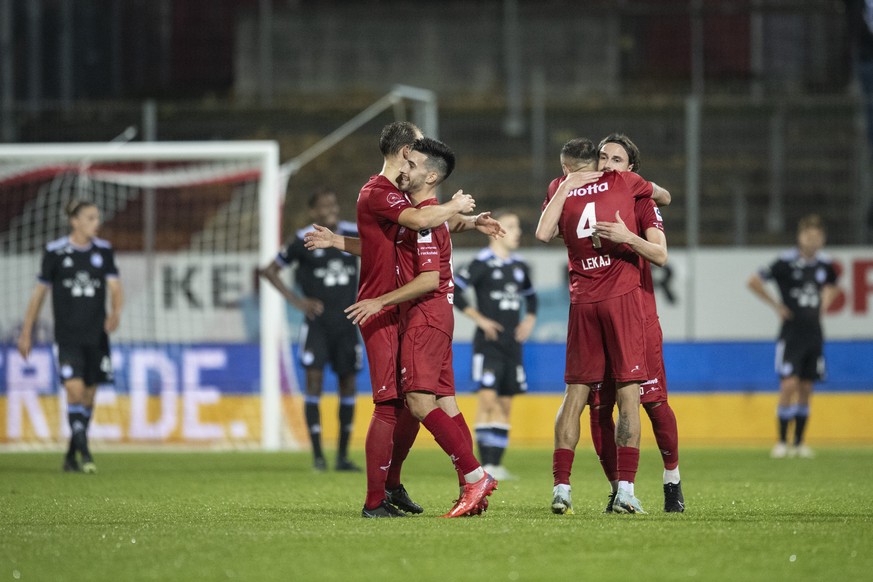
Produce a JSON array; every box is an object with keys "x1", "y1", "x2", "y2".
[{"x1": 0, "y1": 142, "x2": 292, "y2": 451}]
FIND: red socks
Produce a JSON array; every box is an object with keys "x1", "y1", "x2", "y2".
[
  {"x1": 421, "y1": 408, "x2": 479, "y2": 476},
  {"x1": 385, "y1": 405, "x2": 420, "y2": 490},
  {"x1": 589, "y1": 405, "x2": 618, "y2": 482},
  {"x1": 364, "y1": 402, "x2": 401, "y2": 509},
  {"x1": 646, "y1": 402, "x2": 680, "y2": 470},
  {"x1": 452, "y1": 412, "x2": 474, "y2": 486},
  {"x1": 616, "y1": 446, "x2": 640, "y2": 483},
  {"x1": 552, "y1": 448, "x2": 575, "y2": 486}
]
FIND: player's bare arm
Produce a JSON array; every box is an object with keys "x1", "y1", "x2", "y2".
[
  {"x1": 17, "y1": 283, "x2": 48, "y2": 360},
  {"x1": 820, "y1": 283, "x2": 840, "y2": 314},
  {"x1": 398, "y1": 190, "x2": 475, "y2": 231},
  {"x1": 448, "y1": 212, "x2": 507, "y2": 238},
  {"x1": 515, "y1": 313, "x2": 536, "y2": 343},
  {"x1": 536, "y1": 171, "x2": 602, "y2": 242},
  {"x1": 651, "y1": 183, "x2": 671, "y2": 206},
  {"x1": 345, "y1": 271, "x2": 439, "y2": 326},
  {"x1": 594, "y1": 212, "x2": 668, "y2": 267},
  {"x1": 259, "y1": 261, "x2": 325, "y2": 318},
  {"x1": 303, "y1": 224, "x2": 362, "y2": 257},
  {"x1": 105, "y1": 278, "x2": 124, "y2": 333},
  {"x1": 747, "y1": 274, "x2": 793, "y2": 320}
]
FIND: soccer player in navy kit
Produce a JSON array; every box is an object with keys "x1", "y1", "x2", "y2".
[
  {"x1": 454, "y1": 210, "x2": 537, "y2": 481},
  {"x1": 260, "y1": 188, "x2": 362, "y2": 472},
  {"x1": 18, "y1": 199, "x2": 124, "y2": 474},
  {"x1": 748, "y1": 214, "x2": 839, "y2": 459}
]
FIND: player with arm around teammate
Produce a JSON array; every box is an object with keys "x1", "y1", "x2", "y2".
[
  {"x1": 345, "y1": 137, "x2": 498, "y2": 517},
  {"x1": 306, "y1": 122, "x2": 501, "y2": 518},
  {"x1": 453, "y1": 210, "x2": 537, "y2": 481},
  {"x1": 536, "y1": 137, "x2": 669, "y2": 515},
  {"x1": 260, "y1": 188, "x2": 362, "y2": 472},
  {"x1": 18, "y1": 199, "x2": 124, "y2": 474},
  {"x1": 588, "y1": 133, "x2": 684, "y2": 513},
  {"x1": 747, "y1": 214, "x2": 839, "y2": 459}
]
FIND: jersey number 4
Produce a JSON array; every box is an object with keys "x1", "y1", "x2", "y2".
[{"x1": 574, "y1": 202, "x2": 597, "y2": 239}]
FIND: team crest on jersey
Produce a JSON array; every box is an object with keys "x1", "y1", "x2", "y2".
[
  {"x1": 90, "y1": 253, "x2": 103, "y2": 268},
  {"x1": 654, "y1": 207, "x2": 663, "y2": 222},
  {"x1": 513, "y1": 267, "x2": 525, "y2": 283},
  {"x1": 64, "y1": 271, "x2": 99, "y2": 297},
  {"x1": 386, "y1": 192, "x2": 406, "y2": 208},
  {"x1": 417, "y1": 229, "x2": 432, "y2": 243}
]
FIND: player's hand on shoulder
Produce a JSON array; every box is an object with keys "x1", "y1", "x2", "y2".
[
  {"x1": 304, "y1": 224, "x2": 335, "y2": 250},
  {"x1": 564, "y1": 170, "x2": 603, "y2": 189}
]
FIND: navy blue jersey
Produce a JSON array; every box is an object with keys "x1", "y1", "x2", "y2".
[
  {"x1": 276, "y1": 220, "x2": 359, "y2": 321},
  {"x1": 38, "y1": 236, "x2": 119, "y2": 346},
  {"x1": 758, "y1": 249, "x2": 838, "y2": 339},
  {"x1": 454, "y1": 248, "x2": 537, "y2": 358}
]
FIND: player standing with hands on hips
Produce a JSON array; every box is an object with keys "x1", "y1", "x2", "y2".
[
  {"x1": 18, "y1": 199, "x2": 124, "y2": 474},
  {"x1": 748, "y1": 214, "x2": 839, "y2": 459}
]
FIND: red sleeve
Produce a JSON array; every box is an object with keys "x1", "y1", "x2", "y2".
[
  {"x1": 635, "y1": 198, "x2": 664, "y2": 238},
  {"x1": 541, "y1": 176, "x2": 565, "y2": 212},
  {"x1": 369, "y1": 183, "x2": 412, "y2": 223},
  {"x1": 622, "y1": 171, "x2": 654, "y2": 200}
]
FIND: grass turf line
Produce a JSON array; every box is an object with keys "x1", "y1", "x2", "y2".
[{"x1": 1, "y1": 448, "x2": 872, "y2": 581}]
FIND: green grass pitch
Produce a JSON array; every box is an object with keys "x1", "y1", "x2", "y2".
[{"x1": 2, "y1": 447, "x2": 872, "y2": 581}]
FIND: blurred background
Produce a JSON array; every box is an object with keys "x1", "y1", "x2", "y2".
[{"x1": 2, "y1": 0, "x2": 872, "y2": 246}]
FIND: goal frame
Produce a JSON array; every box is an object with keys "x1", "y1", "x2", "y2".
[{"x1": 0, "y1": 141, "x2": 283, "y2": 450}]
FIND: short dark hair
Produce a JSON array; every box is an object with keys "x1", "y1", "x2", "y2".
[
  {"x1": 379, "y1": 121, "x2": 422, "y2": 156},
  {"x1": 307, "y1": 187, "x2": 336, "y2": 208},
  {"x1": 560, "y1": 138, "x2": 598, "y2": 166},
  {"x1": 411, "y1": 137, "x2": 456, "y2": 183},
  {"x1": 65, "y1": 199, "x2": 96, "y2": 218},
  {"x1": 598, "y1": 133, "x2": 641, "y2": 172}
]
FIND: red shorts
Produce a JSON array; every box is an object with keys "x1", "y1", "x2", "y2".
[
  {"x1": 360, "y1": 309, "x2": 401, "y2": 403},
  {"x1": 565, "y1": 289, "x2": 647, "y2": 385},
  {"x1": 588, "y1": 317, "x2": 667, "y2": 407},
  {"x1": 399, "y1": 325, "x2": 455, "y2": 397}
]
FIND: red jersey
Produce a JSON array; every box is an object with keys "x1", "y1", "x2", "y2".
[
  {"x1": 356, "y1": 174, "x2": 414, "y2": 302},
  {"x1": 543, "y1": 171, "x2": 653, "y2": 304},
  {"x1": 395, "y1": 198, "x2": 455, "y2": 337},
  {"x1": 634, "y1": 197, "x2": 664, "y2": 323}
]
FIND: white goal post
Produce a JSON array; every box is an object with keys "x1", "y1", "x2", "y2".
[{"x1": 0, "y1": 141, "x2": 285, "y2": 450}]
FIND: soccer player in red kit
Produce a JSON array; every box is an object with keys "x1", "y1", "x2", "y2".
[
  {"x1": 536, "y1": 137, "x2": 669, "y2": 515},
  {"x1": 347, "y1": 137, "x2": 498, "y2": 517},
  {"x1": 348, "y1": 122, "x2": 475, "y2": 517},
  {"x1": 587, "y1": 134, "x2": 684, "y2": 513},
  {"x1": 304, "y1": 123, "x2": 504, "y2": 517}
]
